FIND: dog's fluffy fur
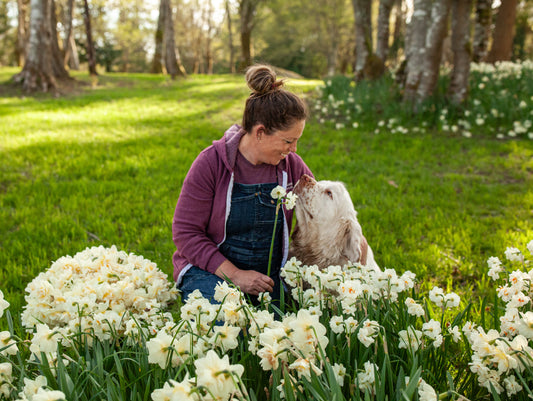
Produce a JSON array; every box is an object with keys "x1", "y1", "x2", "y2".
[{"x1": 289, "y1": 174, "x2": 379, "y2": 270}]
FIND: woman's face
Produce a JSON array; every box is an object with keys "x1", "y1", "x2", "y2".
[{"x1": 256, "y1": 119, "x2": 305, "y2": 165}]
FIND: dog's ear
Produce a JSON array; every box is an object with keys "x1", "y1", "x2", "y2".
[{"x1": 336, "y1": 217, "x2": 363, "y2": 264}]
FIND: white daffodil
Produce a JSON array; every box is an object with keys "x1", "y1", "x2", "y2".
[
  {"x1": 422, "y1": 319, "x2": 442, "y2": 340},
  {"x1": 444, "y1": 292, "x2": 460, "y2": 309},
  {"x1": 0, "y1": 290, "x2": 9, "y2": 318},
  {"x1": 0, "y1": 331, "x2": 17, "y2": 357},
  {"x1": 487, "y1": 256, "x2": 503, "y2": 280},
  {"x1": 18, "y1": 375, "x2": 48, "y2": 400},
  {"x1": 418, "y1": 379, "x2": 437, "y2": 401},
  {"x1": 151, "y1": 376, "x2": 196, "y2": 401},
  {"x1": 270, "y1": 185, "x2": 286, "y2": 200},
  {"x1": 289, "y1": 357, "x2": 322, "y2": 379},
  {"x1": 284, "y1": 191, "x2": 298, "y2": 210},
  {"x1": 30, "y1": 324, "x2": 60, "y2": 354},
  {"x1": 32, "y1": 388, "x2": 67, "y2": 401},
  {"x1": 210, "y1": 324, "x2": 241, "y2": 351},
  {"x1": 429, "y1": 287, "x2": 444, "y2": 307},
  {"x1": 332, "y1": 363, "x2": 346, "y2": 386},
  {"x1": 147, "y1": 331, "x2": 175, "y2": 369},
  {"x1": 448, "y1": 326, "x2": 461, "y2": 343},
  {"x1": 505, "y1": 247, "x2": 524, "y2": 263},
  {"x1": 399, "y1": 327, "x2": 423, "y2": 352},
  {"x1": 405, "y1": 297, "x2": 425, "y2": 317},
  {"x1": 194, "y1": 350, "x2": 244, "y2": 401},
  {"x1": 357, "y1": 361, "x2": 378, "y2": 395}
]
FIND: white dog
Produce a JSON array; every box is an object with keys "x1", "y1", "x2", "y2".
[{"x1": 290, "y1": 174, "x2": 379, "y2": 271}]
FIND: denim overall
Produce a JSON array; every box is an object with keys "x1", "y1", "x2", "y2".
[{"x1": 179, "y1": 182, "x2": 284, "y2": 304}]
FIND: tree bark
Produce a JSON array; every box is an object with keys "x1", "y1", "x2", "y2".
[
  {"x1": 151, "y1": 0, "x2": 165, "y2": 73},
  {"x1": 486, "y1": 0, "x2": 518, "y2": 62},
  {"x1": 16, "y1": 0, "x2": 30, "y2": 67},
  {"x1": 13, "y1": 0, "x2": 69, "y2": 92},
  {"x1": 403, "y1": 0, "x2": 430, "y2": 102},
  {"x1": 390, "y1": 0, "x2": 405, "y2": 63},
  {"x1": 376, "y1": 0, "x2": 395, "y2": 64},
  {"x1": 63, "y1": 0, "x2": 79, "y2": 70},
  {"x1": 164, "y1": 0, "x2": 186, "y2": 78},
  {"x1": 416, "y1": 0, "x2": 451, "y2": 102},
  {"x1": 238, "y1": 0, "x2": 260, "y2": 71},
  {"x1": 205, "y1": 0, "x2": 214, "y2": 74},
  {"x1": 225, "y1": 0, "x2": 235, "y2": 73},
  {"x1": 447, "y1": 0, "x2": 472, "y2": 104},
  {"x1": 49, "y1": 0, "x2": 67, "y2": 76},
  {"x1": 472, "y1": 0, "x2": 492, "y2": 62},
  {"x1": 351, "y1": 0, "x2": 375, "y2": 80},
  {"x1": 82, "y1": 0, "x2": 97, "y2": 76}
]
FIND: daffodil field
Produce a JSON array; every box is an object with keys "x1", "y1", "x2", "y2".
[
  {"x1": 313, "y1": 61, "x2": 533, "y2": 140},
  {"x1": 0, "y1": 240, "x2": 531, "y2": 401}
]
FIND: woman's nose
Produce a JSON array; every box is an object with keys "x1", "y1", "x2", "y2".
[{"x1": 289, "y1": 142, "x2": 297, "y2": 152}]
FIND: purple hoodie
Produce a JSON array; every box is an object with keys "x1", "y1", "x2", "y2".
[{"x1": 172, "y1": 124, "x2": 313, "y2": 284}]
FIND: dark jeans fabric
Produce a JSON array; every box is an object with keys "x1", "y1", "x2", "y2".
[{"x1": 179, "y1": 182, "x2": 284, "y2": 306}]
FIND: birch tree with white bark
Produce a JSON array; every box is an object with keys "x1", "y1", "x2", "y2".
[
  {"x1": 402, "y1": 0, "x2": 429, "y2": 102},
  {"x1": 416, "y1": 0, "x2": 452, "y2": 102},
  {"x1": 13, "y1": 0, "x2": 69, "y2": 92}
]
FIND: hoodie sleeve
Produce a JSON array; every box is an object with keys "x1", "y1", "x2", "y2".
[{"x1": 172, "y1": 148, "x2": 228, "y2": 274}]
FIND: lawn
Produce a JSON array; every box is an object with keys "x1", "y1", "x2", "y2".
[
  {"x1": 1, "y1": 66, "x2": 532, "y2": 318},
  {"x1": 1, "y1": 66, "x2": 533, "y2": 400}
]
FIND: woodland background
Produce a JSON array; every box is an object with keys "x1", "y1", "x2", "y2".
[{"x1": 0, "y1": 0, "x2": 532, "y2": 104}]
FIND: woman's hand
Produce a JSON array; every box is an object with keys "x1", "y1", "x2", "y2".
[{"x1": 215, "y1": 260, "x2": 274, "y2": 296}]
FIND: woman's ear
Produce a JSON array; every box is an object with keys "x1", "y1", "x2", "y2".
[{"x1": 252, "y1": 124, "x2": 266, "y2": 139}]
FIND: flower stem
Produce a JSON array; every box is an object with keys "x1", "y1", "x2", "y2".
[{"x1": 267, "y1": 201, "x2": 282, "y2": 278}]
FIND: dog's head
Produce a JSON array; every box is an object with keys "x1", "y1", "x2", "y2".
[{"x1": 292, "y1": 174, "x2": 363, "y2": 265}]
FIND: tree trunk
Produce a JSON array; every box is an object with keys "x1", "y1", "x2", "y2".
[
  {"x1": 16, "y1": 0, "x2": 30, "y2": 67},
  {"x1": 416, "y1": 0, "x2": 451, "y2": 102},
  {"x1": 13, "y1": 0, "x2": 69, "y2": 92},
  {"x1": 63, "y1": 0, "x2": 79, "y2": 70},
  {"x1": 403, "y1": 0, "x2": 430, "y2": 102},
  {"x1": 376, "y1": 0, "x2": 395, "y2": 64},
  {"x1": 49, "y1": 0, "x2": 67, "y2": 76},
  {"x1": 472, "y1": 0, "x2": 492, "y2": 62},
  {"x1": 151, "y1": 0, "x2": 165, "y2": 73},
  {"x1": 82, "y1": 0, "x2": 97, "y2": 76},
  {"x1": 390, "y1": 0, "x2": 405, "y2": 63},
  {"x1": 164, "y1": 0, "x2": 186, "y2": 78},
  {"x1": 225, "y1": 0, "x2": 235, "y2": 73},
  {"x1": 486, "y1": 0, "x2": 518, "y2": 62},
  {"x1": 447, "y1": 0, "x2": 472, "y2": 104},
  {"x1": 205, "y1": 0, "x2": 214, "y2": 74},
  {"x1": 351, "y1": 0, "x2": 375, "y2": 81},
  {"x1": 238, "y1": 0, "x2": 260, "y2": 72}
]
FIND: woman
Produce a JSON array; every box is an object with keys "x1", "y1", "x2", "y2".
[{"x1": 172, "y1": 64, "x2": 313, "y2": 304}]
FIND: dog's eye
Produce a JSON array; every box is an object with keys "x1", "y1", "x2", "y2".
[{"x1": 325, "y1": 189, "x2": 333, "y2": 199}]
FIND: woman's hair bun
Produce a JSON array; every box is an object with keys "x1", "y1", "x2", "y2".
[{"x1": 245, "y1": 64, "x2": 283, "y2": 95}]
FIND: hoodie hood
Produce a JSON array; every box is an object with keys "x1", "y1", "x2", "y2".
[{"x1": 212, "y1": 124, "x2": 245, "y2": 173}]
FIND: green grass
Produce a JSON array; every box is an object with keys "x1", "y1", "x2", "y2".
[{"x1": 1, "y1": 66, "x2": 532, "y2": 325}]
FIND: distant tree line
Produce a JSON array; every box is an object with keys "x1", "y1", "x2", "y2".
[{"x1": 0, "y1": 0, "x2": 531, "y2": 102}]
